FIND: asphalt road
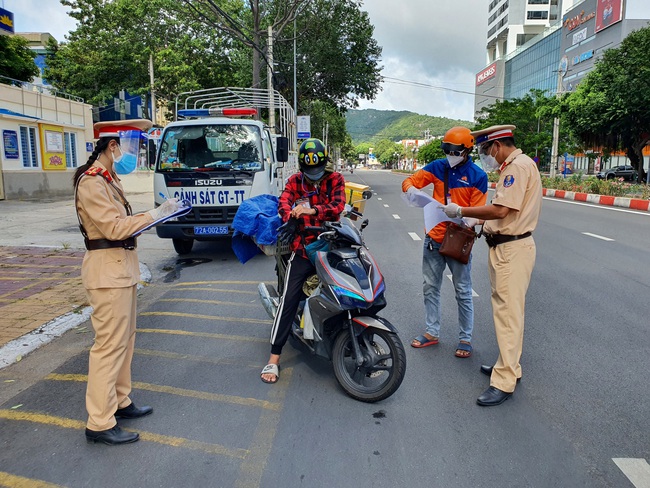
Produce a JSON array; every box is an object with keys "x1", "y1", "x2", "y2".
[{"x1": 0, "y1": 170, "x2": 648, "y2": 488}]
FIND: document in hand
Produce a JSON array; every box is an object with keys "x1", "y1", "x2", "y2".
[{"x1": 132, "y1": 200, "x2": 193, "y2": 237}]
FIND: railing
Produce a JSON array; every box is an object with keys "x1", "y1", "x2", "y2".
[{"x1": 0, "y1": 75, "x2": 84, "y2": 102}]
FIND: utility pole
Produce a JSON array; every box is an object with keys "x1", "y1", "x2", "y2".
[
  {"x1": 149, "y1": 52, "x2": 156, "y2": 123},
  {"x1": 293, "y1": 17, "x2": 297, "y2": 117},
  {"x1": 550, "y1": 59, "x2": 567, "y2": 178},
  {"x1": 267, "y1": 26, "x2": 275, "y2": 131}
]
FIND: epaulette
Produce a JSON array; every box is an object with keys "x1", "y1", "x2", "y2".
[{"x1": 84, "y1": 166, "x2": 113, "y2": 183}]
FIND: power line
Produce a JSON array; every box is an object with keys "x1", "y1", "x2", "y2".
[{"x1": 383, "y1": 76, "x2": 507, "y2": 100}]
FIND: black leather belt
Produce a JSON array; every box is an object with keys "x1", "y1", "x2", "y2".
[
  {"x1": 484, "y1": 232, "x2": 531, "y2": 248},
  {"x1": 85, "y1": 237, "x2": 136, "y2": 251}
]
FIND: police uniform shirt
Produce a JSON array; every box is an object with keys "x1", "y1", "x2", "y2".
[
  {"x1": 483, "y1": 149, "x2": 542, "y2": 236},
  {"x1": 76, "y1": 162, "x2": 153, "y2": 290}
]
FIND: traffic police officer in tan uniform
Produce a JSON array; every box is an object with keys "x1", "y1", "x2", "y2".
[
  {"x1": 74, "y1": 120, "x2": 180, "y2": 444},
  {"x1": 441, "y1": 125, "x2": 542, "y2": 406}
]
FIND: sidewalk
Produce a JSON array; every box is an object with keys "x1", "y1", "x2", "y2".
[{"x1": 0, "y1": 171, "x2": 157, "y2": 368}]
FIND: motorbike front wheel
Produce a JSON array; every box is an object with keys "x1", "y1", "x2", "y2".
[{"x1": 332, "y1": 327, "x2": 406, "y2": 403}]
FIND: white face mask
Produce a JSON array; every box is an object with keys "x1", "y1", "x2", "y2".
[{"x1": 447, "y1": 155, "x2": 465, "y2": 168}]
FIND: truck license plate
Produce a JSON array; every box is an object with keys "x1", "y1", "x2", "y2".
[{"x1": 194, "y1": 225, "x2": 230, "y2": 236}]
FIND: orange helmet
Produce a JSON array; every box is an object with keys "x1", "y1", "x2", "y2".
[{"x1": 441, "y1": 126, "x2": 474, "y2": 155}]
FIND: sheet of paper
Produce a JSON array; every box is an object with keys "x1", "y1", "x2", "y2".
[
  {"x1": 401, "y1": 189, "x2": 435, "y2": 208},
  {"x1": 132, "y1": 201, "x2": 193, "y2": 237},
  {"x1": 423, "y1": 202, "x2": 464, "y2": 233}
]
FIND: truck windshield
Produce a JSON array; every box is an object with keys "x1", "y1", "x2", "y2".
[{"x1": 158, "y1": 124, "x2": 263, "y2": 172}]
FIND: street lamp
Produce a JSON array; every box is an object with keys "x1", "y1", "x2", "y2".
[{"x1": 550, "y1": 57, "x2": 569, "y2": 178}]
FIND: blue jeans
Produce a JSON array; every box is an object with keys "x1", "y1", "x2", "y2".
[{"x1": 422, "y1": 236, "x2": 474, "y2": 343}]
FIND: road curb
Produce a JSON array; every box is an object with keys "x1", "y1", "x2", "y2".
[
  {"x1": 0, "y1": 262, "x2": 152, "y2": 370},
  {"x1": 488, "y1": 182, "x2": 650, "y2": 211}
]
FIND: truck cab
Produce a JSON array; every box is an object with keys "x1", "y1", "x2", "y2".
[{"x1": 153, "y1": 97, "x2": 296, "y2": 254}]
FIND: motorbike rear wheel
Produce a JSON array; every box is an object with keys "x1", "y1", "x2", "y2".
[{"x1": 332, "y1": 327, "x2": 406, "y2": 403}]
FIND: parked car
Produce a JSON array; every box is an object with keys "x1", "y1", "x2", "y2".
[{"x1": 596, "y1": 165, "x2": 638, "y2": 181}]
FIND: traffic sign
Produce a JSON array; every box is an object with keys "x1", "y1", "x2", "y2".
[{"x1": 297, "y1": 115, "x2": 311, "y2": 139}]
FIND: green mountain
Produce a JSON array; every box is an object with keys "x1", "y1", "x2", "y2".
[{"x1": 346, "y1": 108, "x2": 473, "y2": 145}]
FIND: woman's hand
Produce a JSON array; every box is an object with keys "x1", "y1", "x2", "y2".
[{"x1": 290, "y1": 205, "x2": 316, "y2": 218}]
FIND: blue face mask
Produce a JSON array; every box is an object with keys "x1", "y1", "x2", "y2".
[{"x1": 113, "y1": 146, "x2": 138, "y2": 174}]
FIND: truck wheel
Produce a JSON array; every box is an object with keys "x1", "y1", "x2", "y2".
[{"x1": 173, "y1": 238, "x2": 194, "y2": 255}]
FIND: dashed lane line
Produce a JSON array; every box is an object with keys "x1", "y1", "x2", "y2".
[
  {"x1": 0, "y1": 471, "x2": 64, "y2": 488},
  {"x1": 133, "y1": 348, "x2": 298, "y2": 370},
  {"x1": 582, "y1": 232, "x2": 615, "y2": 241},
  {"x1": 235, "y1": 369, "x2": 293, "y2": 488},
  {"x1": 383, "y1": 204, "x2": 389, "y2": 207},
  {"x1": 140, "y1": 311, "x2": 272, "y2": 325},
  {"x1": 613, "y1": 458, "x2": 650, "y2": 488},
  {"x1": 157, "y1": 298, "x2": 258, "y2": 308},
  {"x1": 170, "y1": 287, "x2": 257, "y2": 295},
  {"x1": 0, "y1": 410, "x2": 248, "y2": 459},
  {"x1": 46, "y1": 373, "x2": 281, "y2": 411},
  {"x1": 172, "y1": 281, "x2": 259, "y2": 286},
  {"x1": 408, "y1": 232, "x2": 422, "y2": 241},
  {"x1": 392, "y1": 214, "x2": 401, "y2": 219},
  {"x1": 138, "y1": 328, "x2": 268, "y2": 343}
]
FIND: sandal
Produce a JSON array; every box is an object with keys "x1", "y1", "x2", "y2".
[
  {"x1": 455, "y1": 341, "x2": 472, "y2": 358},
  {"x1": 411, "y1": 334, "x2": 439, "y2": 348},
  {"x1": 260, "y1": 363, "x2": 280, "y2": 384}
]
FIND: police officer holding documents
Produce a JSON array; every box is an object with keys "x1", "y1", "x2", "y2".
[
  {"x1": 74, "y1": 120, "x2": 181, "y2": 444},
  {"x1": 440, "y1": 125, "x2": 542, "y2": 406}
]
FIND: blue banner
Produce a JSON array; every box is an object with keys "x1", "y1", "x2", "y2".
[
  {"x1": 3, "y1": 130, "x2": 19, "y2": 159},
  {"x1": 0, "y1": 7, "x2": 14, "y2": 35}
]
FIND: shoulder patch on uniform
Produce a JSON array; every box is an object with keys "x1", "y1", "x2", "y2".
[
  {"x1": 84, "y1": 166, "x2": 102, "y2": 176},
  {"x1": 503, "y1": 175, "x2": 515, "y2": 188}
]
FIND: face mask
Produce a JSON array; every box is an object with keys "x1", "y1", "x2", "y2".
[
  {"x1": 112, "y1": 146, "x2": 138, "y2": 174},
  {"x1": 303, "y1": 167, "x2": 325, "y2": 181},
  {"x1": 447, "y1": 155, "x2": 465, "y2": 167}
]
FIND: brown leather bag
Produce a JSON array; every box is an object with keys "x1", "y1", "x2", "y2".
[{"x1": 438, "y1": 222, "x2": 476, "y2": 264}]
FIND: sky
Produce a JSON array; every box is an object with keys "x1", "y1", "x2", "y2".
[{"x1": 5, "y1": 0, "x2": 488, "y2": 122}]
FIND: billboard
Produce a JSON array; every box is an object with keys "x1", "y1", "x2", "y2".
[
  {"x1": 476, "y1": 62, "x2": 497, "y2": 86},
  {"x1": 595, "y1": 0, "x2": 623, "y2": 32},
  {"x1": 0, "y1": 7, "x2": 14, "y2": 35}
]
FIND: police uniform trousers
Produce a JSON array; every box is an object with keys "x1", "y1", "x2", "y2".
[
  {"x1": 85, "y1": 285, "x2": 137, "y2": 431},
  {"x1": 488, "y1": 237, "x2": 536, "y2": 393}
]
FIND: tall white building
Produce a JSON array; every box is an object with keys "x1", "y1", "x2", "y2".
[{"x1": 486, "y1": 0, "x2": 577, "y2": 63}]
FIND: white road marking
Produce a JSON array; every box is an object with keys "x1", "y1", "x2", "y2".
[
  {"x1": 383, "y1": 204, "x2": 389, "y2": 208},
  {"x1": 446, "y1": 274, "x2": 479, "y2": 297},
  {"x1": 582, "y1": 232, "x2": 614, "y2": 241},
  {"x1": 613, "y1": 458, "x2": 650, "y2": 488},
  {"x1": 408, "y1": 232, "x2": 421, "y2": 241},
  {"x1": 377, "y1": 197, "x2": 382, "y2": 201},
  {"x1": 392, "y1": 214, "x2": 401, "y2": 219}
]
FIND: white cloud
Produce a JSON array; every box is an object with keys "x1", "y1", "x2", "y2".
[
  {"x1": 358, "y1": 0, "x2": 489, "y2": 121},
  {"x1": 6, "y1": 0, "x2": 77, "y2": 42}
]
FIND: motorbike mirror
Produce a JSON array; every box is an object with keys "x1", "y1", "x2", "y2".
[
  {"x1": 362, "y1": 190, "x2": 373, "y2": 200},
  {"x1": 361, "y1": 219, "x2": 369, "y2": 230}
]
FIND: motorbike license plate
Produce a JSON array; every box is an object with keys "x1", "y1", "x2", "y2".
[{"x1": 194, "y1": 225, "x2": 230, "y2": 236}]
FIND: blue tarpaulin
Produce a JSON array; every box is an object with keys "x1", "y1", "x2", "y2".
[{"x1": 231, "y1": 194, "x2": 282, "y2": 264}]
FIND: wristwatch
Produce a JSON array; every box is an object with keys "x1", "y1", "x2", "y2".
[{"x1": 456, "y1": 206, "x2": 463, "y2": 218}]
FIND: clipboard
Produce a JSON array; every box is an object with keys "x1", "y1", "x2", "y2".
[{"x1": 132, "y1": 200, "x2": 193, "y2": 237}]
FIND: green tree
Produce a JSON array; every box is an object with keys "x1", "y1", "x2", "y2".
[
  {"x1": 46, "y1": 0, "x2": 238, "y2": 110},
  {"x1": 372, "y1": 139, "x2": 402, "y2": 166},
  {"x1": 563, "y1": 26, "x2": 650, "y2": 182},
  {"x1": 475, "y1": 89, "x2": 560, "y2": 168},
  {"x1": 417, "y1": 139, "x2": 445, "y2": 165},
  {"x1": 0, "y1": 35, "x2": 39, "y2": 82}
]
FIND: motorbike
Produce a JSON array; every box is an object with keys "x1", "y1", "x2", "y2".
[{"x1": 258, "y1": 191, "x2": 406, "y2": 402}]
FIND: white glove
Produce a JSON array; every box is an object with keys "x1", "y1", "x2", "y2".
[
  {"x1": 440, "y1": 202, "x2": 461, "y2": 218},
  {"x1": 149, "y1": 198, "x2": 180, "y2": 220},
  {"x1": 406, "y1": 186, "x2": 418, "y2": 195},
  {"x1": 463, "y1": 217, "x2": 479, "y2": 228}
]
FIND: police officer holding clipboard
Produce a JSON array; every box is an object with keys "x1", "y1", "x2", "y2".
[
  {"x1": 441, "y1": 125, "x2": 542, "y2": 407},
  {"x1": 74, "y1": 120, "x2": 181, "y2": 444}
]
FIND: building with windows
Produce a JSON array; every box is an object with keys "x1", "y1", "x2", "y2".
[
  {"x1": 475, "y1": 0, "x2": 650, "y2": 175},
  {"x1": 0, "y1": 78, "x2": 93, "y2": 200}
]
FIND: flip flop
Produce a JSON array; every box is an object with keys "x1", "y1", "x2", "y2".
[
  {"x1": 411, "y1": 334, "x2": 439, "y2": 348},
  {"x1": 260, "y1": 363, "x2": 280, "y2": 384},
  {"x1": 455, "y1": 342, "x2": 472, "y2": 358}
]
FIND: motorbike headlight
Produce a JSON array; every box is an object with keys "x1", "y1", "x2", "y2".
[{"x1": 331, "y1": 285, "x2": 369, "y2": 308}]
